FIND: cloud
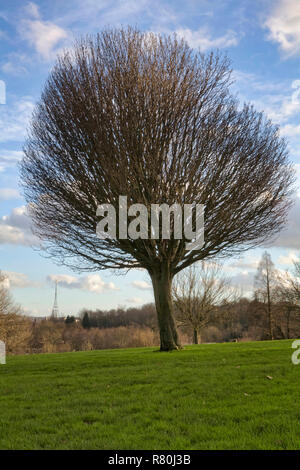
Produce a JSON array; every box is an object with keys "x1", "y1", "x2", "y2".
[
  {"x1": 47, "y1": 274, "x2": 119, "y2": 293},
  {"x1": 281, "y1": 123, "x2": 300, "y2": 137},
  {"x1": 126, "y1": 296, "x2": 144, "y2": 304},
  {"x1": 132, "y1": 280, "x2": 152, "y2": 290},
  {"x1": 1, "y1": 53, "x2": 30, "y2": 76},
  {"x1": 1, "y1": 61, "x2": 27, "y2": 76},
  {"x1": 271, "y1": 197, "x2": 300, "y2": 250},
  {"x1": 21, "y1": 306, "x2": 41, "y2": 317},
  {"x1": 19, "y1": 2, "x2": 69, "y2": 60},
  {"x1": 0, "y1": 188, "x2": 21, "y2": 200},
  {"x1": 0, "y1": 150, "x2": 23, "y2": 172},
  {"x1": 24, "y1": 1, "x2": 39, "y2": 19},
  {"x1": 234, "y1": 73, "x2": 300, "y2": 125},
  {"x1": 230, "y1": 270, "x2": 255, "y2": 295},
  {"x1": 175, "y1": 27, "x2": 238, "y2": 51},
  {"x1": 2, "y1": 270, "x2": 34, "y2": 288},
  {"x1": 293, "y1": 163, "x2": 300, "y2": 195},
  {"x1": 0, "y1": 205, "x2": 38, "y2": 246},
  {"x1": 264, "y1": 0, "x2": 300, "y2": 56},
  {"x1": 0, "y1": 97, "x2": 34, "y2": 143},
  {"x1": 278, "y1": 251, "x2": 300, "y2": 265},
  {"x1": 229, "y1": 257, "x2": 260, "y2": 271},
  {"x1": 233, "y1": 71, "x2": 284, "y2": 94},
  {"x1": 60, "y1": 0, "x2": 177, "y2": 31}
]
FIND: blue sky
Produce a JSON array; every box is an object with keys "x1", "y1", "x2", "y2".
[{"x1": 1, "y1": 0, "x2": 300, "y2": 316}]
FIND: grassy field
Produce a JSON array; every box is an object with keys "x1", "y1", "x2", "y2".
[{"x1": 0, "y1": 340, "x2": 299, "y2": 450}]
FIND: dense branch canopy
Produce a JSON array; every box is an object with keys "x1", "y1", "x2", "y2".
[{"x1": 20, "y1": 27, "x2": 295, "y2": 276}]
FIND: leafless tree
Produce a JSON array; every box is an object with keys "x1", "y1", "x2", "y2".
[
  {"x1": 291, "y1": 261, "x2": 300, "y2": 296},
  {"x1": 254, "y1": 251, "x2": 280, "y2": 339},
  {"x1": 173, "y1": 262, "x2": 236, "y2": 344},
  {"x1": 0, "y1": 271, "x2": 20, "y2": 316},
  {"x1": 20, "y1": 27, "x2": 294, "y2": 350},
  {"x1": 0, "y1": 272, "x2": 31, "y2": 352},
  {"x1": 275, "y1": 265, "x2": 300, "y2": 338}
]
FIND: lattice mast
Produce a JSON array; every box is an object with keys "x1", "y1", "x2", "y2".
[{"x1": 51, "y1": 280, "x2": 59, "y2": 318}]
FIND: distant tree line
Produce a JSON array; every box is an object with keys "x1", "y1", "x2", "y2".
[
  {"x1": 1, "y1": 250, "x2": 300, "y2": 355},
  {"x1": 80, "y1": 304, "x2": 157, "y2": 330},
  {"x1": 78, "y1": 252, "x2": 300, "y2": 344},
  {"x1": 79, "y1": 296, "x2": 300, "y2": 345}
]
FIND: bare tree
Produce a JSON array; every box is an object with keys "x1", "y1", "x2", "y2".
[
  {"x1": 0, "y1": 271, "x2": 20, "y2": 316},
  {"x1": 173, "y1": 262, "x2": 236, "y2": 344},
  {"x1": 275, "y1": 265, "x2": 300, "y2": 338},
  {"x1": 0, "y1": 272, "x2": 31, "y2": 353},
  {"x1": 20, "y1": 27, "x2": 294, "y2": 350},
  {"x1": 291, "y1": 261, "x2": 300, "y2": 296},
  {"x1": 254, "y1": 251, "x2": 279, "y2": 340}
]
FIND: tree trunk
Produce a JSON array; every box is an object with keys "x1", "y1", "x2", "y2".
[
  {"x1": 286, "y1": 309, "x2": 291, "y2": 339},
  {"x1": 266, "y1": 272, "x2": 274, "y2": 340},
  {"x1": 150, "y1": 265, "x2": 181, "y2": 351},
  {"x1": 268, "y1": 309, "x2": 274, "y2": 340},
  {"x1": 193, "y1": 329, "x2": 198, "y2": 344}
]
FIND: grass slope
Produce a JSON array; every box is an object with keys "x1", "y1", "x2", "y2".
[{"x1": 0, "y1": 340, "x2": 299, "y2": 450}]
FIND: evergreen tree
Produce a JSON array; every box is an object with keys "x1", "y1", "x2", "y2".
[{"x1": 81, "y1": 312, "x2": 91, "y2": 329}]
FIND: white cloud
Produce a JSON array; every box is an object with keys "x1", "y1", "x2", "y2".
[
  {"x1": 22, "y1": 306, "x2": 41, "y2": 317},
  {"x1": 230, "y1": 270, "x2": 255, "y2": 295},
  {"x1": 229, "y1": 257, "x2": 260, "y2": 271},
  {"x1": 47, "y1": 273, "x2": 119, "y2": 293},
  {"x1": 0, "y1": 205, "x2": 38, "y2": 246},
  {"x1": 126, "y1": 296, "x2": 144, "y2": 304},
  {"x1": 0, "y1": 275, "x2": 9, "y2": 289},
  {"x1": 1, "y1": 53, "x2": 29, "y2": 76},
  {"x1": 281, "y1": 123, "x2": 300, "y2": 137},
  {"x1": 0, "y1": 188, "x2": 20, "y2": 200},
  {"x1": 234, "y1": 73, "x2": 300, "y2": 125},
  {"x1": 19, "y1": 2, "x2": 69, "y2": 61},
  {"x1": 271, "y1": 197, "x2": 300, "y2": 250},
  {"x1": 175, "y1": 27, "x2": 238, "y2": 51},
  {"x1": 2, "y1": 270, "x2": 34, "y2": 288},
  {"x1": 233, "y1": 71, "x2": 284, "y2": 94},
  {"x1": 0, "y1": 98, "x2": 34, "y2": 143},
  {"x1": 60, "y1": 0, "x2": 177, "y2": 32},
  {"x1": 1, "y1": 61, "x2": 27, "y2": 75},
  {"x1": 278, "y1": 251, "x2": 300, "y2": 265},
  {"x1": 132, "y1": 280, "x2": 152, "y2": 290},
  {"x1": 293, "y1": 163, "x2": 300, "y2": 195},
  {"x1": 24, "y1": 2, "x2": 40, "y2": 19},
  {"x1": 264, "y1": 0, "x2": 300, "y2": 56},
  {"x1": 0, "y1": 150, "x2": 23, "y2": 172}
]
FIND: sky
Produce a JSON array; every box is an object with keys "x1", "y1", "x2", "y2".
[{"x1": 1, "y1": 0, "x2": 300, "y2": 317}]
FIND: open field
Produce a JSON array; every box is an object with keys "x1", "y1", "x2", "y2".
[{"x1": 0, "y1": 340, "x2": 299, "y2": 450}]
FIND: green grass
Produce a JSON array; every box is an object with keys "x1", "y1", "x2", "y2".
[{"x1": 0, "y1": 340, "x2": 299, "y2": 450}]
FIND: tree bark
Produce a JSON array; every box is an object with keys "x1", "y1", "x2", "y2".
[
  {"x1": 286, "y1": 309, "x2": 291, "y2": 339},
  {"x1": 150, "y1": 265, "x2": 181, "y2": 351},
  {"x1": 266, "y1": 271, "x2": 274, "y2": 340},
  {"x1": 193, "y1": 329, "x2": 198, "y2": 344},
  {"x1": 267, "y1": 309, "x2": 274, "y2": 340}
]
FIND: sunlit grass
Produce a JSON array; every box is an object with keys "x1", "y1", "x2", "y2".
[{"x1": 0, "y1": 340, "x2": 299, "y2": 449}]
